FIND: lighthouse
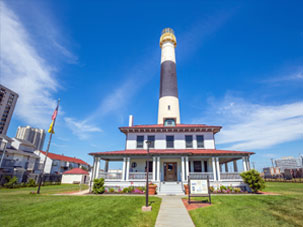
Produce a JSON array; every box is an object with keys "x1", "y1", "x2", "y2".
[{"x1": 158, "y1": 28, "x2": 180, "y2": 126}]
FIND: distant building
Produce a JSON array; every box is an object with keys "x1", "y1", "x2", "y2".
[
  {"x1": 263, "y1": 167, "x2": 281, "y2": 178},
  {"x1": 0, "y1": 84, "x2": 18, "y2": 135},
  {"x1": 16, "y1": 126, "x2": 45, "y2": 150},
  {"x1": 61, "y1": 168, "x2": 89, "y2": 184},
  {"x1": 275, "y1": 156, "x2": 303, "y2": 172},
  {"x1": 34, "y1": 150, "x2": 90, "y2": 174},
  {"x1": 0, "y1": 135, "x2": 41, "y2": 183}
]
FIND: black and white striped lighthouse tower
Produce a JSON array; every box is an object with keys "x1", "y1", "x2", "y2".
[{"x1": 158, "y1": 28, "x2": 180, "y2": 125}]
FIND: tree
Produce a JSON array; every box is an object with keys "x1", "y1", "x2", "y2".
[
  {"x1": 92, "y1": 178, "x2": 105, "y2": 194},
  {"x1": 240, "y1": 169, "x2": 265, "y2": 193}
]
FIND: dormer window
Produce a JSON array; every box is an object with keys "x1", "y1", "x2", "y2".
[{"x1": 164, "y1": 118, "x2": 176, "y2": 126}]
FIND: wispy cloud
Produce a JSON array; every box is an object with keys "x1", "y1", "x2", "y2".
[
  {"x1": 192, "y1": 95, "x2": 303, "y2": 150},
  {"x1": 64, "y1": 117, "x2": 102, "y2": 140},
  {"x1": 0, "y1": 1, "x2": 58, "y2": 127},
  {"x1": 262, "y1": 68, "x2": 303, "y2": 84}
]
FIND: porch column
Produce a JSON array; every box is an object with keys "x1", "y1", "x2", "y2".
[
  {"x1": 126, "y1": 157, "x2": 130, "y2": 181},
  {"x1": 157, "y1": 157, "x2": 160, "y2": 181},
  {"x1": 246, "y1": 156, "x2": 251, "y2": 170},
  {"x1": 190, "y1": 160, "x2": 194, "y2": 172},
  {"x1": 216, "y1": 157, "x2": 221, "y2": 181},
  {"x1": 185, "y1": 156, "x2": 189, "y2": 181},
  {"x1": 89, "y1": 157, "x2": 97, "y2": 192},
  {"x1": 122, "y1": 157, "x2": 127, "y2": 181},
  {"x1": 242, "y1": 157, "x2": 247, "y2": 172},
  {"x1": 211, "y1": 157, "x2": 217, "y2": 181},
  {"x1": 233, "y1": 160, "x2": 238, "y2": 172},
  {"x1": 225, "y1": 163, "x2": 228, "y2": 172},
  {"x1": 96, "y1": 158, "x2": 100, "y2": 178},
  {"x1": 105, "y1": 160, "x2": 109, "y2": 173},
  {"x1": 152, "y1": 156, "x2": 156, "y2": 181},
  {"x1": 181, "y1": 156, "x2": 185, "y2": 182}
]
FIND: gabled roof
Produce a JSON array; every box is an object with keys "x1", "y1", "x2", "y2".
[
  {"x1": 63, "y1": 168, "x2": 89, "y2": 175},
  {"x1": 89, "y1": 149, "x2": 254, "y2": 156},
  {"x1": 38, "y1": 151, "x2": 89, "y2": 166},
  {"x1": 119, "y1": 124, "x2": 222, "y2": 134}
]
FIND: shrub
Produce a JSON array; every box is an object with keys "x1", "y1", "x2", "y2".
[
  {"x1": 4, "y1": 177, "x2": 19, "y2": 188},
  {"x1": 109, "y1": 188, "x2": 115, "y2": 193},
  {"x1": 227, "y1": 186, "x2": 233, "y2": 192},
  {"x1": 220, "y1": 185, "x2": 227, "y2": 191},
  {"x1": 93, "y1": 178, "x2": 105, "y2": 194},
  {"x1": 27, "y1": 179, "x2": 37, "y2": 187},
  {"x1": 240, "y1": 169, "x2": 265, "y2": 193},
  {"x1": 128, "y1": 186, "x2": 135, "y2": 192},
  {"x1": 234, "y1": 188, "x2": 241, "y2": 193},
  {"x1": 122, "y1": 187, "x2": 129, "y2": 193},
  {"x1": 209, "y1": 186, "x2": 214, "y2": 192}
]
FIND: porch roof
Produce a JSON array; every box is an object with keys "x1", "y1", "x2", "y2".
[{"x1": 89, "y1": 149, "x2": 254, "y2": 156}]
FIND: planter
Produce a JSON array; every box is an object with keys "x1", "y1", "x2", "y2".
[
  {"x1": 184, "y1": 184, "x2": 189, "y2": 195},
  {"x1": 148, "y1": 184, "x2": 157, "y2": 195}
]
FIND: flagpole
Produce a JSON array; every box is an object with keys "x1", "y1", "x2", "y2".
[{"x1": 37, "y1": 98, "x2": 60, "y2": 194}]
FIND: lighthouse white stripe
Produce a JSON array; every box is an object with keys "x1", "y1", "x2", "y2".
[{"x1": 161, "y1": 41, "x2": 176, "y2": 64}]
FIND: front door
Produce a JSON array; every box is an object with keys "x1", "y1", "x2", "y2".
[{"x1": 164, "y1": 162, "x2": 177, "y2": 181}]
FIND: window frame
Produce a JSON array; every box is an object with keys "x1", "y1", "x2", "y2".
[
  {"x1": 166, "y1": 135, "x2": 174, "y2": 148},
  {"x1": 136, "y1": 135, "x2": 144, "y2": 149},
  {"x1": 196, "y1": 135, "x2": 204, "y2": 148},
  {"x1": 193, "y1": 161, "x2": 202, "y2": 172},
  {"x1": 185, "y1": 135, "x2": 193, "y2": 148},
  {"x1": 147, "y1": 135, "x2": 155, "y2": 148}
]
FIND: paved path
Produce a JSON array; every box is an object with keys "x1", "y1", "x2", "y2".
[{"x1": 155, "y1": 196, "x2": 195, "y2": 227}]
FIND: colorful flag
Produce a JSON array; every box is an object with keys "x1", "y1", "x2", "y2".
[{"x1": 48, "y1": 102, "x2": 59, "y2": 134}]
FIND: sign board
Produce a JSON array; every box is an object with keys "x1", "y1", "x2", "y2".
[
  {"x1": 188, "y1": 176, "x2": 211, "y2": 204},
  {"x1": 190, "y1": 180, "x2": 208, "y2": 194}
]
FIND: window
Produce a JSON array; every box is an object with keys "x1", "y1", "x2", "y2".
[
  {"x1": 204, "y1": 161, "x2": 208, "y2": 172},
  {"x1": 145, "y1": 161, "x2": 153, "y2": 172},
  {"x1": 193, "y1": 161, "x2": 202, "y2": 172},
  {"x1": 166, "y1": 135, "x2": 174, "y2": 148},
  {"x1": 197, "y1": 135, "x2": 204, "y2": 148},
  {"x1": 185, "y1": 135, "x2": 193, "y2": 148},
  {"x1": 164, "y1": 118, "x2": 176, "y2": 126},
  {"x1": 147, "y1": 135, "x2": 155, "y2": 148},
  {"x1": 136, "y1": 136, "x2": 144, "y2": 148}
]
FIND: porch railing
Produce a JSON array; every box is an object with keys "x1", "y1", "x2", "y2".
[
  {"x1": 129, "y1": 172, "x2": 153, "y2": 180},
  {"x1": 220, "y1": 172, "x2": 242, "y2": 180},
  {"x1": 189, "y1": 172, "x2": 214, "y2": 180},
  {"x1": 99, "y1": 172, "x2": 122, "y2": 180}
]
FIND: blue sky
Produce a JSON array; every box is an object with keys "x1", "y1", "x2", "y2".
[{"x1": 1, "y1": 0, "x2": 303, "y2": 170}]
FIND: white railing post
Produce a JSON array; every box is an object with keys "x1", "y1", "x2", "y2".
[
  {"x1": 152, "y1": 156, "x2": 156, "y2": 181},
  {"x1": 216, "y1": 157, "x2": 221, "y2": 181},
  {"x1": 212, "y1": 157, "x2": 217, "y2": 181},
  {"x1": 126, "y1": 157, "x2": 130, "y2": 181},
  {"x1": 122, "y1": 157, "x2": 126, "y2": 181},
  {"x1": 157, "y1": 157, "x2": 160, "y2": 181},
  {"x1": 181, "y1": 156, "x2": 185, "y2": 182}
]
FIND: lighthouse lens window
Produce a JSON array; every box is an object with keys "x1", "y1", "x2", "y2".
[{"x1": 164, "y1": 119, "x2": 176, "y2": 126}]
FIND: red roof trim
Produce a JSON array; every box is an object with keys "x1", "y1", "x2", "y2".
[
  {"x1": 63, "y1": 168, "x2": 89, "y2": 175},
  {"x1": 89, "y1": 149, "x2": 254, "y2": 156},
  {"x1": 39, "y1": 151, "x2": 89, "y2": 166}
]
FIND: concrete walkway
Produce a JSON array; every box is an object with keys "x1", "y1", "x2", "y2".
[{"x1": 155, "y1": 196, "x2": 195, "y2": 227}]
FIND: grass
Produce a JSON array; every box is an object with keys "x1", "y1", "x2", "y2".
[
  {"x1": 0, "y1": 184, "x2": 161, "y2": 227},
  {"x1": 189, "y1": 182, "x2": 303, "y2": 227}
]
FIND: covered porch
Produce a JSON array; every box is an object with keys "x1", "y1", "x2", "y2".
[{"x1": 89, "y1": 150, "x2": 254, "y2": 192}]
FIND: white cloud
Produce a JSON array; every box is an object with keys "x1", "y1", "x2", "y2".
[
  {"x1": 64, "y1": 117, "x2": 102, "y2": 140},
  {"x1": 193, "y1": 96, "x2": 303, "y2": 150},
  {"x1": 262, "y1": 69, "x2": 303, "y2": 83},
  {"x1": 0, "y1": 2, "x2": 58, "y2": 128}
]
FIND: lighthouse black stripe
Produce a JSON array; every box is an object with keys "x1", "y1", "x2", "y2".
[{"x1": 160, "y1": 60, "x2": 178, "y2": 98}]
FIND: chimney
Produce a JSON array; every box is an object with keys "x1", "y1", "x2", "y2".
[{"x1": 129, "y1": 115, "x2": 133, "y2": 127}]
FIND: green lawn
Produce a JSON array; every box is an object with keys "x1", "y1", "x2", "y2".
[
  {"x1": 0, "y1": 184, "x2": 161, "y2": 227},
  {"x1": 189, "y1": 182, "x2": 303, "y2": 227}
]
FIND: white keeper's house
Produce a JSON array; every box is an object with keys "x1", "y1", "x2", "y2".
[{"x1": 89, "y1": 28, "x2": 254, "y2": 194}]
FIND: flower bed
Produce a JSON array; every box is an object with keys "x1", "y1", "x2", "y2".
[{"x1": 103, "y1": 186, "x2": 145, "y2": 194}]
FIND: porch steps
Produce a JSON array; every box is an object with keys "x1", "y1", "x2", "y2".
[{"x1": 158, "y1": 182, "x2": 185, "y2": 195}]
